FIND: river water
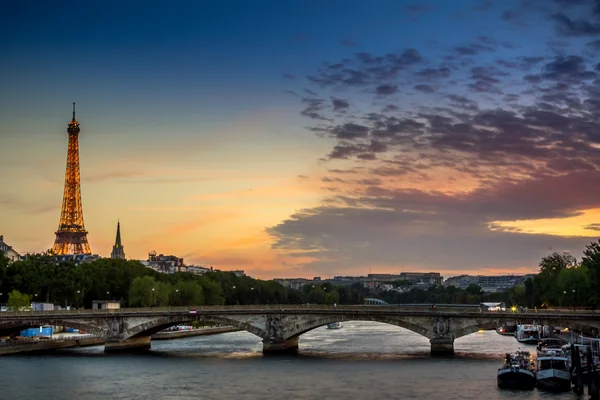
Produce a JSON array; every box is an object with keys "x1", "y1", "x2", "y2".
[{"x1": 0, "y1": 322, "x2": 579, "y2": 399}]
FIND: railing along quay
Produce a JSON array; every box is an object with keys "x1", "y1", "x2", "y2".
[{"x1": 1, "y1": 305, "x2": 599, "y2": 319}]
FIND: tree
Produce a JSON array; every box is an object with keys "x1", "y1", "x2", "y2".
[
  {"x1": 173, "y1": 281, "x2": 204, "y2": 306},
  {"x1": 557, "y1": 265, "x2": 591, "y2": 308},
  {"x1": 198, "y1": 276, "x2": 225, "y2": 305},
  {"x1": 539, "y1": 252, "x2": 577, "y2": 274},
  {"x1": 581, "y1": 240, "x2": 600, "y2": 307},
  {"x1": 129, "y1": 276, "x2": 172, "y2": 307},
  {"x1": 8, "y1": 290, "x2": 30, "y2": 311}
]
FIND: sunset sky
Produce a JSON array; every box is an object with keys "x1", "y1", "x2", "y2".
[{"x1": 2, "y1": 0, "x2": 600, "y2": 279}]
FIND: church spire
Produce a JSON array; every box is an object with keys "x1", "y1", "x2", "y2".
[
  {"x1": 110, "y1": 220, "x2": 126, "y2": 259},
  {"x1": 115, "y1": 220, "x2": 122, "y2": 248}
]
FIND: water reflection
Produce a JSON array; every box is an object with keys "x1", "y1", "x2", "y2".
[{"x1": 0, "y1": 322, "x2": 576, "y2": 400}]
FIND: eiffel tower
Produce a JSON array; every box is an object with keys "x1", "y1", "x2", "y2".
[{"x1": 51, "y1": 103, "x2": 91, "y2": 255}]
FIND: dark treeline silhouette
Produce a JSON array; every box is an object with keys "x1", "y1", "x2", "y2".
[{"x1": 1, "y1": 239, "x2": 599, "y2": 308}]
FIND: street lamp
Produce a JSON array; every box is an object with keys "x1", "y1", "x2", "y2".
[
  {"x1": 572, "y1": 289, "x2": 576, "y2": 311},
  {"x1": 151, "y1": 288, "x2": 155, "y2": 307},
  {"x1": 312, "y1": 285, "x2": 315, "y2": 304}
]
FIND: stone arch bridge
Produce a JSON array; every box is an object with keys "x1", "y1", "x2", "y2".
[{"x1": 1, "y1": 305, "x2": 599, "y2": 354}]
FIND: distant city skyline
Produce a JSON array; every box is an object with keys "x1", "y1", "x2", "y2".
[{"x1": 2, "y1": 0, "x2": 600, "y2": 278}]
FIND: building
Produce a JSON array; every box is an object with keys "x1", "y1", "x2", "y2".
[
  {"x1": 0, "y1": 235, "x2": 21, "y2": 262},
  {"x1": 185, "y1": 265, "x2": 212, "y2": 275},
  {"x1": 110, "y1": 221, "x2": 126, "y2": 259},
  {"x1": 443, "y1": 275, "x2": 477, "y2": 289},
  {"x1": 363, "y1": 272, "x2": 443, "y2": 290},
  {"x1": 275, "y1": 272, "x2": 443, "y2": 291},
  {"x1": 398, "y1": 272, "x2": 443, "y2": 286},
  {"x1": 444, "y1": 274, "x2": 533, "y2": 292},
  {"x1": 92, "y1": 300, "x2": 120, "y2": 310},
  {"x1": 145, "y1": 252, "x2": 185, "y2": 274},
  {"x1": 274, "y1": 278, "x2": 311, "y2": 290}
]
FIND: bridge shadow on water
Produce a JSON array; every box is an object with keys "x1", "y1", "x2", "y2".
[{"x1": 32, "y1": 346, "x2": 506, "y2": 363}]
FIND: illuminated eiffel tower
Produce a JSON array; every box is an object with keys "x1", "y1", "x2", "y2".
[{"x1": 51, "y1": 103, "x2": 91, "y2": 255}]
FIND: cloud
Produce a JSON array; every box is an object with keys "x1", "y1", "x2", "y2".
[
  {"x1": 300, "y1": 97, "x2": 332, "y2": 121},
  {"x1": 332, "y1": 98, "x2": 350, "y2": 112},
  {"x1": 268, "y1": 168, "x2": 600, "y2": 273},
  {"x1": 414, "y1": 84, "x2": 435, "y2": 93},
  {"x1": 274, "y1": 1, "x2": 600, "y2": 274},
  {"x1": 307, "y1": 49, "x2": 423, "y2": 88},
  {"x1": 453, "y1": 43, "x2": 495, "y2": 56},
  {"x1": 551, "y1": 13, "x2": 600, "y2": 36},
  {"x1": 267, "y1": 202, "x2": 595, "y2": 275},
  {"x1": 375, "y1": 84, "x2": 399, "y2": 95},
  {"x1": 584, "y1": 223, "x2": 600, "y2": 231}
]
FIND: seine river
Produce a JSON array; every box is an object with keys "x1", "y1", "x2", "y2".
[{"x1": 0, "y1": 322, "x2": 579, "y2": 399}]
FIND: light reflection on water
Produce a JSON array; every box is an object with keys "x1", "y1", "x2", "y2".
[{"x1": 0, "y1": 322, "x2": 578, "y2": 399}]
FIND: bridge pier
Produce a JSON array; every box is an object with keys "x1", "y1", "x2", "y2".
[
  {"x1": 104, "y1": 336, "x2": 151, "y2": 353},
  {"x1": 430, "y1": 338, "x2": 454, "y2": 355},
  {"x1": 262, "y1": 337, "x2": 298, "y2": 354}
]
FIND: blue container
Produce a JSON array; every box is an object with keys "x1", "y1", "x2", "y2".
[{"x1": 20, "y1": 327, "x2": 53, "y2": 337}]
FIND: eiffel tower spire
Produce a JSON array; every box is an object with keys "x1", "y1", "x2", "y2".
[
  {"x1": 51, "y1": 103, "x2": 92, "y2": 255},
  {"x1": 111, "y1": 220, "x2": 125, "y2": 259}
]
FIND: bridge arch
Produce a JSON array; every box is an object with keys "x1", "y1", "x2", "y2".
[
  {"x1": 0, "y1": 318, "x2": 105, "y2": 338},
  {"x1": 126, "y1": 315, "x2": 265, "y2": 339},
  {"x1": 284, "y1": 315, "x2": 429, "y2": 340},
  {"x1": 453, "y1": 320, "x2": 502, "y2": 340}
]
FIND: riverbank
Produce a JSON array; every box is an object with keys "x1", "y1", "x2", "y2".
[
  {"x1": 0, "y1": 326, "x2": 241, "y2": 355},
  {"x1": 151, "y1": 326, "x2": 241, "y2": 340},
  {"x1": 0, "y1": 336, "x2": 104, "y2": 355}
]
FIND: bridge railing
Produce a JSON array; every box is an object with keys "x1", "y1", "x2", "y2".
[{"x1": 1, "y1": 304, "x2": 600, "y2": 318}]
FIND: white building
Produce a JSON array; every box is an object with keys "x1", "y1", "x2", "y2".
[{"x1": 0, "y1": 235, "x2": 21, "y2": 262}]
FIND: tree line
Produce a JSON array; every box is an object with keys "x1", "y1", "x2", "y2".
[
  {"x1": 1, "y1": 238, "x2": 600, "y2": 309},
  {"x1": 0, "y1": 253, "x2": 364, "y2": 308},
  {"x1": 374, "y1": 240, "x2": 600, "y2": 309}
]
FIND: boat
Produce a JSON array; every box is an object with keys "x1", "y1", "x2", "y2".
[
  {"x1": 496, "y1": 326, "x2": 516, "y2": 336},
  {"x1": 536, "y1": 338, "x2": 563, "y2": 357},
  {"x1": 326, "y1": 322, "x2": 343, "y2": 329},
  {"x1": 515, "y1": 324, "x2": 539, "y2": 344},
  {"x1": 536, "y1": 348, "x2": 571, "y2": 392},
  {"x1": 497, "y1": 350, "x2": 536, "y2": 390}
]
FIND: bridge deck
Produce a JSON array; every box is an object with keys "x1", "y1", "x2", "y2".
[{"x1": 1, "y1": 305, "x2": 599, "y2": 321}]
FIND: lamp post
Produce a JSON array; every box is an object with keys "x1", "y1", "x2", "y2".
[
  {"x1": 572, "y1": 289, "x2": 576, "y2": 311},
  {"x1": 151, "y1": 288, "x2": 155, "y2": 307},
  {"x1": 312, "y1": 285, "x2": 315, "y2": 304},
  {"x1": 76, "y1": 290, "x2": 81, "y2": 309}
]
